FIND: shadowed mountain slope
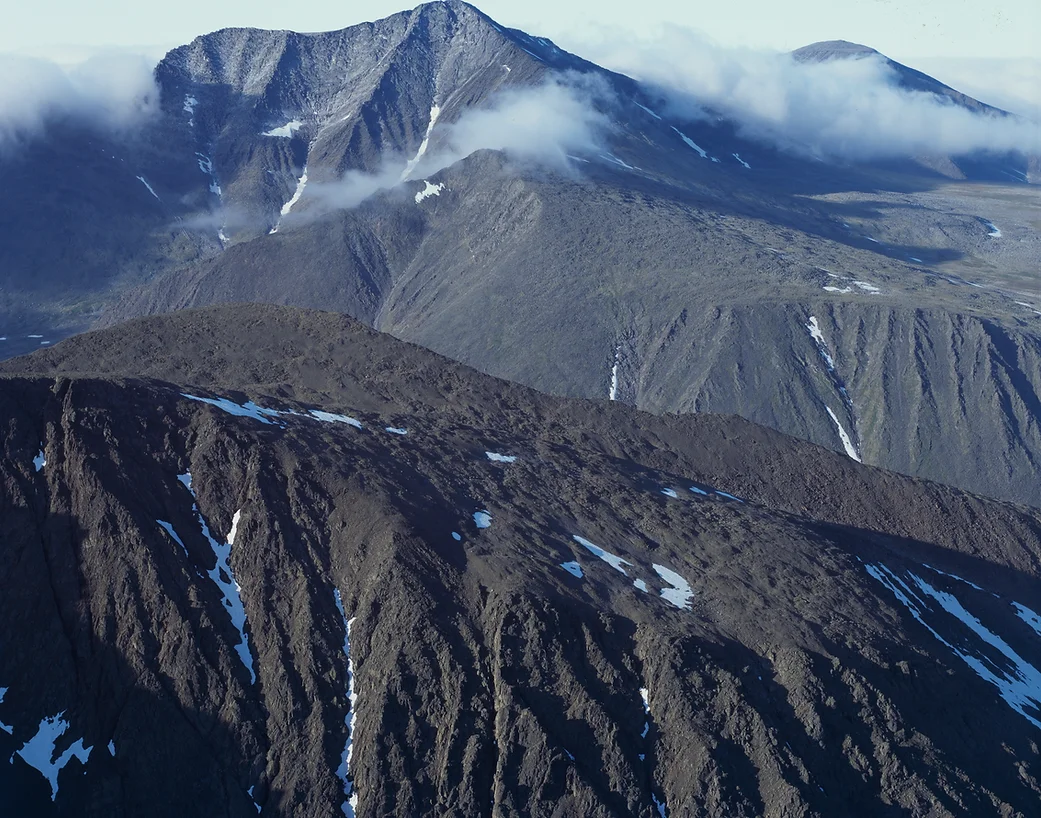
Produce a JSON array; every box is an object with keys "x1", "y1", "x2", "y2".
[{"x1": 1, "y1": 304, "x2": 1040, "y2": 816}]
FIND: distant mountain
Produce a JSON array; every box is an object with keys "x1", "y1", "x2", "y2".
[
  {"x1": 792, "y1": 39, "x2": 1008, "y2": 115},
  {"x1": 1, "y1": 304, "x2": 1039, "y2": 816},
  {"x1": 1, "y1": 1, "x2": 1040, "y2": 509}
]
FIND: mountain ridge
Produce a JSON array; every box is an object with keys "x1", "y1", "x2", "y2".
[{"x1": 1, "y1": 302, "x2": 1039, "y2": 816}]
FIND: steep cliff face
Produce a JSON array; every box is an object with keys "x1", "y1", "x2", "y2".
[{"x1": 1, "y1": 305, "x2": 1039, "y2": 816}]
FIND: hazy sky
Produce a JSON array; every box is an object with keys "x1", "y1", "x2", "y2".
[{"x1": 4, "y1": 0, "x2": 1039, "y2": 62}]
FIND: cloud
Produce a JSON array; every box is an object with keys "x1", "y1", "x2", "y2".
[
  {"x1": 583, "y1": 27, "x2": 1041, "y2": 161},
  {"x1": 0, "y1": 51, "x2": 159, "y2": 152},
  {"x1": 309, "y1": 76, "x2": 611, "y2": 213},
  {"x1": 913, "y1": 56, "x2": 1041, "y2": 123},
  {"x1": 433, "y1": 76, "x2": 612, "y2": 173}
]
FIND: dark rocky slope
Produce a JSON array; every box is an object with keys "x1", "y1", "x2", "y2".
[{"x1": 1, "y1": 304, "x2": 1039, "y2": 816}]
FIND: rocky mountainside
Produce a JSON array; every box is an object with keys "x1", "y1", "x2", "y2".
[
  {"x1": 1, "y1": 304, "x2": 1040, "y2": 817},
  {"x1": 1, "y1": 1, "x2": 1039, "y2": 508}
]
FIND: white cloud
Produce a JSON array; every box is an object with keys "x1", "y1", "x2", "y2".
[
  {"x1": 0, "y1": 51, "x2": 159, "y2": 152},
  {"x1": 434, "y1": 76, "x2": 611, "y2": 173},
  {"x1": 913, "y1": 56, "x2": 1041, "y2": 123},
  {"x1": 308, "y1": 76, "x2": 611, "y2": 213},
  {"x1": 585, "y1": 27, "x2": 1041, "y2": 160}
]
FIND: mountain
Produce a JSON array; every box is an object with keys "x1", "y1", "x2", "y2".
[
  {"x1": 791, "y1": 40, "x2": 1008, "y2": 115},
  {"x1": 1, "y1": 1, "x2": 1040, "y2": 510},
  {"x1": 1, "y1": 303, "x2": 1039, "y2": 816}
]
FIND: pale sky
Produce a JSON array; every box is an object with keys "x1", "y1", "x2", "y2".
[{"x1": 4, "y1": 0, "x2": 1039, "y2": 63}]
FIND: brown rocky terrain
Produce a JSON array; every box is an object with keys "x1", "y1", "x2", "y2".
[{"x1": 1, "y1": 304, "x2": 1038, "y2": 816}]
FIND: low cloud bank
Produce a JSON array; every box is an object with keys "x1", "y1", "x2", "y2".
[
  {"x1": 0, "y1": 52, "x2": 158, "y2": 152},
  {"x1": 311, "y1": 76, "x2": 611, "y2": 212},
  {"x1": 587, "y1": 28, "x2": 1040, "y2": 160}
]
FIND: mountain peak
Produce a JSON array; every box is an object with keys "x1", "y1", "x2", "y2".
[{"x1": 791, "y1": 40, "x2": 881, "y2": 63}]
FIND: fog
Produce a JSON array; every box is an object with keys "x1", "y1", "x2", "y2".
[{"x1": 0, "y1": 52, "x2": 158, "y2": 152}]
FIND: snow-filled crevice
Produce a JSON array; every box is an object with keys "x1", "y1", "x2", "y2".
[
  {"x1": 671, "y1": 127, "x2": 708, "y2": 159},
  {"x1": 179, "y1": 473, "x2": 257, "y2": 684},
  {"x1": 638, "y1": 688, "x2": 668, "y2": 815},
  {"x1": 271, "y1": 165, "x2": 309, "y2": 233},
  {"x1": 609, "y1": 345, "x2": 621, "y2": 401},
  {"x1": 401, "y1": 105, "x2": 441, "y2": 182},
  {"x1": 805, "y1": 316, "x2": 861, "y2": 461},
  {"x1": 334, "y1": 590, "x2": 359, "y2": 818},
  {"x1": 866, "y1": 563, "x2": 1041, "y2": 729}
]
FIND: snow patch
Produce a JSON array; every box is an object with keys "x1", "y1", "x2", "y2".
[
  {"x1": 732, "y1": 153, "x2": 751, "y2": 169},
  {"x1": 634, "y1": 102, "x2": 662, "y2": 120},
  {"x1": 715, "y1": 490, "x2": 743, "y2": 502},
  {"x1": 195, "y1": 153, "x2": 222, "y2": 197},
  {"x1": 601, "y1": 153, "x2": 636, "y2": 171},
  {"x1": 262, "y1": 119, "x2": 303, "y2": 138},
  {"x1": 633, "y1": 579, "x2": 648, "y2": 593},
  {"x1": 157, "y1": 520, "x2": 188, "y2": 558},
  {"x1": 0, "y1": 688, "x2": 12, "y2": 734},
  {"x1": 452, "y1": 532, "x2": 462, "y2": 541},
  {"x1": 852, "y1": 280, "x2": 881, "y2": 293},
  {"x1": 183, "y1": 95, "x2": 198, "y2": 127},
  {"x1": 653, "y1": 564, "x2": 694, "y2": 610},
  {"x1": 688, "y1": 486, "x2": 709, "y2": 496},
  {"x1": 485, "y1": 452, "x2": 517, "y2": 463},
  {"x1": 924, "y1": 564, "x2": 984, "y2": 591},
  {"x1": 136, "y1": 176, "x2": 160, "y2": 200},
  {"x1": 1013, "y1": 603, "x2": 1041, "y2": 637},
  {"x1": 660, "y1": 488, "x2": 679, "y2": 499},
  {"x1": 671, "y1": 127, "x2": 708, "y2": 159},
  {"x1": 402, "y1": 105, "x2": 441, "y2": 181},
  {"x1": 179, "y1": 473, "x2": 257, "y2": 684},
  {"x1": 866, "y1": 563, "x2": 1041, "y2": 729},
  {"x1": 560, "y1": 561, "x2": 583, "y2": 578},
  {"x1": 33, "y1": 448, "x2": 46, "y2": 472},
  {"x1": 182, "y1": 394, "x2": 280, "y2": 425},
  {"x1": 414, "y1": 181, "x2": 444, "y2": 203},
  {"x1": 984, "y1": 220, "x2": 1002, "y2": 238},
  {"x1": 309, "y1": 410, "x2": 363, "y2": 429},
  {"x1": 825, "y1": 406, "x2": 861, "y2": 462},
  {"x1": 474, "y1": 511, "x2": 492, "y2": 529},
  {"x1": 805, "y1": 316, "x2": 835, "y2": 371},
  {"x1": 572, "y1": 535, "x2": 632, "y2": 576},
  {"x1": 107, "y1": 740, "x2": 115, "y2": 756},
  {"x1": 823, "y1": 286, "x2": 853, "y2": 293},
  {"x1": 273, "y1": 165, "x2": 308, "y2": 230},
  {"x1": 385, "y1": 427, "x2": 408, "y2": 436},
  {"x1": 334, "y1": 590, "x2": 359, "y2": 818},
  {"x1": 16, "y1": 713, "x2": 92, "y2": 800},
  {"x1": 609, "y1": 345, "x2": 621, "y2": 401}
]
